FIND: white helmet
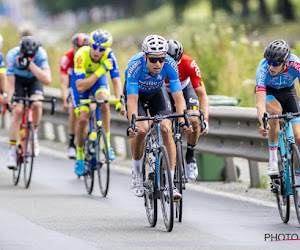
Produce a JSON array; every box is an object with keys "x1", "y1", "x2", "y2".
[
  {"x1": 0, "y1": 34, "x2": 3, "y2": 50},
  {"x1": 142, "y1": 35, "x2": 168, "y2": 55}
]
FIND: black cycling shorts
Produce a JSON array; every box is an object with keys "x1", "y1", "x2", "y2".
[
  {"x1": 266, "y1": 85, "x2": 300, "y2": 114},
  {"x1": 123, "y1": 81, "x2": 172, "y2": 117},
  {"x1": 14, "y1": 76, "x2": 44, "y2": 102}
]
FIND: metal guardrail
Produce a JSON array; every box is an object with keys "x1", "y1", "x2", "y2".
[{"x1": 1, "y1": 87, "x2": 268, "y2": 187}]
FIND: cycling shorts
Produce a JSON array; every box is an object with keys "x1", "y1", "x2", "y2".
[
  {"x1": 266, "y1": 85, "x2": 300, "y2": 124},
  {"x1": 14, "y1": 76, "x2": 43, "y2": 102},
  {"x1": 123, "y1": 81, "x2": 172, "y2": 117}
]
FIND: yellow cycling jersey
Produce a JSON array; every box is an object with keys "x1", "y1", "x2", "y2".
[{"x1": 74, "y1": 46, "x2": 119, "y2": 79}]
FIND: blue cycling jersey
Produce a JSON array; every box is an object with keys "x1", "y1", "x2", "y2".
[
  {"x1": 6, "y1": 46, "x2": 50, "y2": 78},
  {"x1": 256, "y1": 54, "x2": 300, "y2": 92},
  {"x1": 125, "y1": 52, "x2": 181, "y2": 94}
]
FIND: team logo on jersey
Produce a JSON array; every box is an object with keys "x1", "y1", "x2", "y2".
[
  {"x1": 76, "y1": 56, "x2": 83, "y2": 69},
  {"x1": 157, "y1": 75, "x2": 162, "y2": 80}
]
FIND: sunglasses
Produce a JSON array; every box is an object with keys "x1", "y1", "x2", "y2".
[
  {"x1": 267, "y1": 61, "x2": 282, "y2": 67},
  {"x1": 147, "y1": 56, "x2": 166, "y2": 64},
  {"x1": 92, "y1": 44, "x2": 106, "y2": 52}
]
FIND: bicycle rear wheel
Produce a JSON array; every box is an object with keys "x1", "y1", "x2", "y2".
[
  {"x1": 143, "y1": 151, "x2": 157, "y2": 227},
  {"x1": 23, "y1": 124, "x2": 34, "y2": 188},
  {"x1": 291, "y1": 144, "x2": 300, "y2": 225},
  {"x1": 175, "y1": 140, "x2": 183, "y2": 222},
  {"x1": 275, "y1": 149, "x2": 290, "y2": 223},
  {"x1": 96, "y1": 128, "x2": 110, "y2": 197},
  {"x1": 13, "y1": 145, "x2": 22, "y2": 185},
  {"x1": 159, "y1": 146, "x2": 174, "y2": 232},
  {"x1": 83, "y1": 135, "x2": 94, "y2": 194}
]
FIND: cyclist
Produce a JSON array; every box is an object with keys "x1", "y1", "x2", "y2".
[
  {"x1": 0, "y1": 34, "x2": 8, "y2": 104},
  {"x1": 125, "y1": 35, "x2": 191, "y2": 200},
  {"x1": 60, "y1": 33, "x2": 89, "y2": 159},
  {"x1": 167, "y1": 39, "x2": 209, "y2": 180},
  {"x1": 72, "y1": 29, "x2": 124, "y2": 176},
  {"x1": 6, "y1": 36, "x2": 51, "y2": 169},
  {"x1": 256, "y1": 39, "x2": 300, "y2": 182}
]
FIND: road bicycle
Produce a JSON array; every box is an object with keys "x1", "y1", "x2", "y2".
[
  {"x1": 263, "y1": 111, "x2": 300, "y2": 225},
  {"x1": 173, "y1": 110, "x2": 205, "y2": 222},
  {"x1": 12, "y1": 96, "x2": 56, "y2": 188},
  {"x1": 130, "y1": 111, "x2": 190, "y2": 232},
  {"x1": 79, "y1": 97, "x2": 120, "y2": 197}
]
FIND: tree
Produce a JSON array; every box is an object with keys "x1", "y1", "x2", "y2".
[
  {"x1": 241, "y1": 0, "x2": 250, "y2": 18},
  {"x1": 277, "y1": 0, "x2": 294, "y2": 20},
  {"x1": 259, "y1": 0, "x2": 269, "y2": 20},
  {"x1": 169, "y1": 0, "x2": 192, "y2": 22}
]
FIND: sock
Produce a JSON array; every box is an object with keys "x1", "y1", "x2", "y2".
[
  {"x1": 69, "y1": 134, "x2": 75, "y2": 148},
  {"x1": 106, "y1": 132, "x2": 111, "y2": 147},
  {"x1": 132, "y1": 157, "x2": 143, "y2": 174},
  {"x1": 186, "y1": 143, "x2": 196, "y2": 162},
  {"x1": 164, "y1": 170, "x2": 175, "y2": 189},
  {"x1": 76, "y1": 146, "x2": 85, "y2": 161},
  {"x1": 34, "y1": 125, "x2": 39, "y2": 138},
  {"x1": 9, "y1": 140, "x2": 17, "y2": 156},
  {"x1": 268, "y1": 142, "x2": 278, "y2": 162}
]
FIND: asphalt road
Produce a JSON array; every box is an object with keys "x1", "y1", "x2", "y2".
[{"x1": 0, "y1": 140, "x2": 299, "y2": 250}]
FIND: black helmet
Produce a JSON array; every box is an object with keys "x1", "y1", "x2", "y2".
[
  {"x1": 20, "y1": 36, "x2": 40, "y2": 57},
  {"x1": 72, "y1": 33, "x2": 89, "y2": 47},
  {"x1": 167, "y1": 39, "x2": 183, "y2": 62},
  {"x1": 264, "y1": 39, "x2": 290, "y2": 63}
]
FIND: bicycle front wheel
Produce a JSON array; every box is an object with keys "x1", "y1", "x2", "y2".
[
  {"x1": 291, "y1": 144, "x2": 300, "y2": 225},
  {"x1": 175, "y1": 140, "x2": 183, "y2": 222},
  {"x1": 24, "y1": 124, "x2": 34, "y2": 188},
  {"x1": 275, "y1": 149, "x2": 290, "y2": 223},
  {"x1": 159, "y1": 146, "x2": 174, "y2": 232},
  {"x1": 143, "y1": 151, "x2": 157, "y2": 227},
  {"x1": 13, "y1": 145, "x2": 22, "y2": 186},
  {"x1": 96, "y1": 129, "x2": 110, "y2": 197},
  {"x1": 83, "y1": 135, "x2": 94, "y2": 194}
]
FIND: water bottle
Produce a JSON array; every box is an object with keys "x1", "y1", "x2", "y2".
[{"x1": 89, "y1": 131, "x2": 97, "y2": 154}]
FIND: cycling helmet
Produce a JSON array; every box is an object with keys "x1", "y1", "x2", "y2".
[
  {"x1": 264, "y1": 39, "x2": 291, "y2": 63},
  {"x1": 89, "y1": 29, "x2": 113, "y2": 48},
  {"x1": 167, "y1": 39, "x2": 183, "y2": 62},
  {"x1": 20, "y1": 36, "x2": 39, "y2": 57},
  {"x1": 72, "y1": 33, "x2": 89, "y2": 47},
  {"x1": 0, "y1": 34, "x2": 3, "y2": 50},
  {"x1": 142, "y1": 35, "x2": 168, "y2": 55}
]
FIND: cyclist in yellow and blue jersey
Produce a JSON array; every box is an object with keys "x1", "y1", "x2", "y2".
[
  {"x1": 0, "y1": 34, "x2": 8, "y2": 104},
  {"x1": 71, "y1": 29, "x2": 124, "y2": 176}
]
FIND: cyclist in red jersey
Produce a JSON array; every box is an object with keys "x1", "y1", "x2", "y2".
[
  {"x1": 60, "y1": 33, "x2": 89, "y2": 159},
  {"x1": 167, "y1": 40, "x2": 209, "y2": 181}
]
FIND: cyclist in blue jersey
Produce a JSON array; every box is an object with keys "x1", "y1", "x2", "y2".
[
  {"x1": 0, "y1": 34, "x2": 8, "y2": 104},
  {"x1": 256, "y1": 40, "x2": 300, "y2": 181},
  {"x1": 125, "y1": 35, "x2": 191, "y2": 199},
  {"x1": 6, "y1": 36, "x2": 51, "y2": 169}
]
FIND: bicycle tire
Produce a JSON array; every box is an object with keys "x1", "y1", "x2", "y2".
[
  {"x1": 13, "y1": 145, "x2": 22, "y2": 185},
  {"x1": 96, "y1": 128, "x2": 110, "y2": 197},
  {"x1": 275, "y1": 149, "x2": 290, "y2": 223},
  {"x1": 24, "y1": 124, "x2": 34, "y2": 188},
  {"x1": 291, "y1": 144, "x2": 300, "y2": 225},
  {"x1": 143, "y1": 150, "x2": 157, "y2": 227},
  {"x1": 159, "y1": 146, "x2": 174, "y2": 232},
  {"x1": 175, "y1": 140, "x2": 183, "y2": 222},
  {"x1": 84, "y1": 135, "x2": 94, "y2": 194}
]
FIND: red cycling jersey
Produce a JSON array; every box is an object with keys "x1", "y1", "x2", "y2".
[
  {"x1": 165, "y1": 54, "x2": 204, "y2": 92},
  {"x1": 60, "y1": 48, "x2": 74, "y2": 76}
]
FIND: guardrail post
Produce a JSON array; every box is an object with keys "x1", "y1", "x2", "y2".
[
  {"x1": 248, "y1": 160, "x2": 260, "y2": 188},
  {"x1": 224, "y1": 157, "x2": 238, "y2": 182}
]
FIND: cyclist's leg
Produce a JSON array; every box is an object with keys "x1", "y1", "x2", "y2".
[
  {"x1": 28, "y1": 78, "x2": 44, "y2": 156},
  {"x1": 7, "y1": 77, "x2": 25, "y2": 168}
]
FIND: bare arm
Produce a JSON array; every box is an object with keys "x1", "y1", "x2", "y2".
[
  {"x1": 7, "y1": 75, "x2": 15, "y2": 103},
  {"x1": 28, "y1": 61, "x2": 52, "y2": 85},
  {"x1": 60, "y1": 73, "x2": 70, "y2": 111},
  {"x1": 111, "y1": 77, "x2": 123, "y2": 99},
  {"x1": 171, "y1": 91, "x2": 187, "y2": 123},
  {"x1": 195, "y1": 86, "x2": 209, "y2": 120},
  {"x1": 76, "y1": 74, "x2": 99, "y2": 93},
  {"x1": 256, "y1": 91, "x2": 269, "y2": 136},
  {"x1": 127, "y1": 94, "x2": 138, "y2": 124},
  {"x1": 0, "y1": 73, "x2": 7, "y2": 93}
]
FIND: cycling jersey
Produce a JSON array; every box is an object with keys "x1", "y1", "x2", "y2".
[
  {"x1": 125, "y1": 52, "x2": 181, "y2": 94},
  {"x1": 165, "y1": 54, "x2": 204, "y2": 92},
  {"x1": 0, "y1": 52, "x2": 6, "y2": 74},
  {"x1": 255, "y1": 54, "x2": 300, "y2": 92},
  {"x1": 60, "y1": 48, "x2": 74, "y2": 76},
  {"x1": 6, "y1": 46, "x2": 50, "y2": 78},
  {"x1": 74, "y1": 46, "x2": 120, "y2": 81}
]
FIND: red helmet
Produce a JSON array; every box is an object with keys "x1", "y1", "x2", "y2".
[{"x1": 72, "y1": 33, "x2": 89, "y2": 47}]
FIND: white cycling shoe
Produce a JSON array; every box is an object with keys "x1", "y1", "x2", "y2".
[
  {"x1": 131, "y1": 172, "x2": 144, "y2": 197},
  {"x1": 267, "y1": 161, "x2": 279, "y2": 176},
  {"x1": 7, "y1": 155, "x2": 17, "y2": 170},
  {"x1": 34, "y1": 134, "x2": 39, "y2": 157},
  {"x1": 186, "y1": 158, "x2": 198, "y2": 180},
  {"x1": 67, "y1": 146, "x2": 76, "y2": 159}
]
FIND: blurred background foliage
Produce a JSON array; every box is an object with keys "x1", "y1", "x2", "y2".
[{"x1": 2, "y1": 0, "x2": 300, "y2": 107}]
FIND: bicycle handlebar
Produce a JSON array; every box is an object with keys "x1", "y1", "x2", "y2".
[
  {"x1": 262, "y1": 111, "x2": 300, "y2": 130},
  {"x1": 79, "y1": 98, "x2": 121, "y2": 105},
  {"x1": 188, "y1": 109, "x2": 205, "y2": 132}
]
